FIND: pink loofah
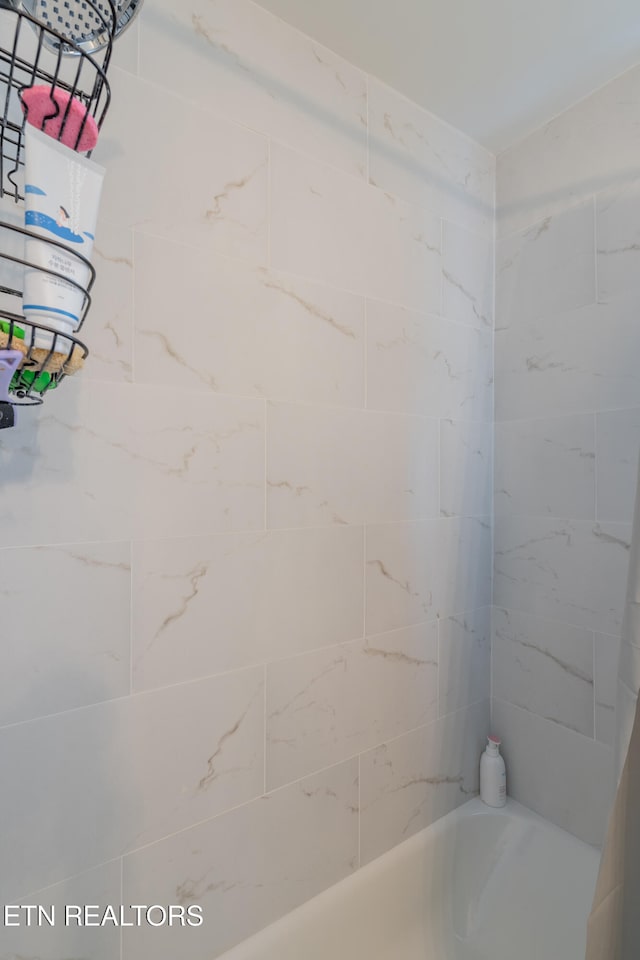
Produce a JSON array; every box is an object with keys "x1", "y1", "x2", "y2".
[{"x1": 21, "y1": 86, "x2": 99, "y2": 152}]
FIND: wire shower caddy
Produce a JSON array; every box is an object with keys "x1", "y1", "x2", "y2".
[{"x1": 0, "y1": 0, "x2": 115, "y2": 406}]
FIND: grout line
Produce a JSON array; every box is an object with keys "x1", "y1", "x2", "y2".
[
  {"x1": 594, "y1": 411, "x2": 598, "y2": 522},
  {"x1": 436, "y1": 618, "x2": 441, "y2": 718},
  {"x1": 437, "y1": 417, "x2": 442, "y2": 519},
  {"x1": 1, "y1": 608, "x2": 496, "y2": 734},
  {"x1": 120, "y1": 857, "x2": 124, "y2": 960},
  {"x1": 128, "y1": 541, "x2": 134, "y2": 696},
  {"x1": 440, "y1": 218, "x2": 444, "y2": 316},
  {"x1": 593, "y1": 631, "x2": 597, "y2": 741},
  {"x1": 264, "y1": 397, "x2": 268, "y2": 530},
  {"x1": 267, "y1": 140, "x2": 272, "y2": 270},
  {"x1": 10, "y1": 855, "x2": 123, "y2": 906},
  {"x1": 363, "y1": 298, "x2": 368, "y2": 410},
  {"x1": 129, "y1": 228, "x2": 136, "y2": 383},
  {"x1": 263, "y1": 662, "x2": 268, "y2": 795},
  {"x1": 365, "y1": 73, "x2": 370, "y2": 185},
  {"x1": 593, "y1": 193, "x2": 598, "y2": 303},
  {"x1": 357, "y1": 753, "x2": 362, "y2": 868},
  {"x1": 362, "y1": 525, "x2": 367, "y2": 639},
  {"x1": 494, "y1": 696, "x2": 610, "y2": 751},
  {"x1": 123, "y1": 752, "x2": 370, "y2": 860}
]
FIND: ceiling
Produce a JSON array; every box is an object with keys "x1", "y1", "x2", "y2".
[{"x1": 254, "y1": 0, "x2": 640, "y2": 153}]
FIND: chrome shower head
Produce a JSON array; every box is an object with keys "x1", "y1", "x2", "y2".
[{"x1": 21, "y1": 0, "x2": 144, "y2": 55}]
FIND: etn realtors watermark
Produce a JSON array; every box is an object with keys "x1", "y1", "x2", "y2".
[{"x1": 3, "y1": 903, "x2": 204, "y2": 927}]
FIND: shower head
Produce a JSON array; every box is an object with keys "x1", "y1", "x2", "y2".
[{"x1": 20, "y1": 0, "x2": 144, "y2": 55}]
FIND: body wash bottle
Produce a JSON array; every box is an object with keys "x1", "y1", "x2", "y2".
[{"x1": 480, "y1": 735, "x2": 507, "y2": 807}]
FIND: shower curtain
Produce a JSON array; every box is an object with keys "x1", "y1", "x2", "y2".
[{"x1": 586, "y1": 460, "x2": 640, "y2": 959}]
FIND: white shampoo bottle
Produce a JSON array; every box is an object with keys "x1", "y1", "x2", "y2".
[{"x1": 480, "y1": 735, "x2": 507, "y2": 807}]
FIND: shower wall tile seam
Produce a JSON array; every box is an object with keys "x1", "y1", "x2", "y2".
[
  {"x1": 593, "y1": 410, "x2": 599, "y2": 522},
  {"x1": 494, "y1": 512, "x2": 630, "y2": 526},
  {"x1": 126, "y1": 24, "x2": 492, "y2": 215},
  {"x1": 0, "y1": 592, "x2": 493, "y2": 731},
  {"x1": 8, "y1": 855, "x2": 125, "y2": 909},
  {"x1": 365, "y1": 71, "x2": 370, "y2": 185},
  {"x1": 592, "y1": 193, "x2": 599, "y2": 303},
  {"x1": 0, "y1": 661, "x2": 271, "y2": 735},
  {"x1": 265, "y1": 696, "x2": 492, "y2": 804},
  {"x1": 491, "y1": 602, "x2": 623, "y2": 639},
  {"x1": 491, "y1": 696, "x2": 606, "y2": 749},
  {"x1": 355, "y1": 698, "x2": 490, "y2": 757},
  {"x1": 263, "y1": 663, "x2": 268, "y2": 797},
  {"x1": 266, "y1": 138, "x2": 272, "y2": 271},
  {"x1": 490, "y1": 694, "x2": 597, "y2": 743},
  {"x1": 119, "y1": 857, "x2": 124, "y2": 960},
  {"x1": 260, "y1": 602, "x2": 491, "y2": 668},
  {"x1": 357, "y1": 753, "x2": 362, "y2": 869},
  {"x1": 265, "y1": 396, "x2": 443, "y2": 423},
  {"x1": 120, "y1": 755, "x2": 363, "y2": 861},
  {"x1": 68, "y1": 374, "x2": 494, "y2": 418},
  {"x1": 123, "y1": 210, "x2": 492, "y2": 286},
  {"x1": 592, "y1": 632, "x2": 597, "y2": 747},
  {"x1": 495, "y1": 405, "x2": 640, "y2": 425},
  {"x1": 495, "y1": 191, "x2": 600, "y2": 242},
  {"x1": 128, "y1": 537, "x2": 134, "y2": 698}
]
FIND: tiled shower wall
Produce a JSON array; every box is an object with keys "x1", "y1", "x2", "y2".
[
  {"x1": 0, "y1": 1, "x2": 494, "y2": 957},
  {"x1": 494, "y1": 63, "x2": 640, "y2": 845}
]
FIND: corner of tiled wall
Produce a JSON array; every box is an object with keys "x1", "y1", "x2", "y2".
[{"x1": 492, "y1": 62, "x2": 640, "y2": 846}]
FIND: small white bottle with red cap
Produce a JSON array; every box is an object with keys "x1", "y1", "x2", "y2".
[{"x1": 480, "y1": 735, "x2": 507, "y2": 807}]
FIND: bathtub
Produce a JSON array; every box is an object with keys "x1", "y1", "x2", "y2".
[{"x1": 221, "y1": 797, "x2": 599, "y2": 960}]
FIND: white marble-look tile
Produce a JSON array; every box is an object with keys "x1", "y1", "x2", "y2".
[
  {"x1": 132, "y1": 527, "x2": 364, "y2": 691},
  {"x1": 492, "y1": 607, "x2": 594, "y2": 737},
  {"x1": 267, "y1": 402, "x2": 439, "y2": 527},
  {"x1": 368, "y1": 78, "x2": 495, "y2": 236},
  {"x1": 266, "y1": 623, "x2": 438, "y2": 790},
  {"x1": 139, "y1": 0, "x2": 367, "y2": 180},
  {"x1": 494, "y1": 516, "x2": 631, "y2": 635},
  {"x1": 365, "y1": 518, "x2": 492, "y2": 636},
  {"x1": 497, "y1": 63, "x2": 640, "y2": 238},
  {"x1": 496, "y1": 199, "x2": 596, "y2": 332},
  {"x1": 438, "y1": 607, "x2": 491, "y2": 717},
  {"x1": 95, "y1": 69, "x2": 268, "y2": 264},
  {"x1": 0, "y1": 542, "x2": 130, "y2": 727},
  {"x1": 440, "y1": 418, "x2": 493, "y2": 518},
  {"x1": 0, "y1": 380, "x2": 133, "y2": 548},
  {"x1": 122, "y1": 760, "x2": 359, "y2": 960},
  {"x1": 597, "y1": 177, "x2": 640, "y2": 303},
  {"x1": 111, "y1": 14, "x2": 139, "y2": 73},
  {"x1": 495, "y1": 414, "x2": 596, "y2": 520},
  {"x1": 270, "y1": 143, "x2": 441, "y2": 312},
  {"x1": 495, "y1": 295, "x2": 640, "y2": 422},
  {"x1": 366, "y1": 299, "x2": 493, "y2": 422},
  {"x1": 437, "y1": 517, "x2": 493, "y2": 622},
  {"x1": 130, "y1": 385, "x2": 265, "y2": 541},
  {"x1": 80, "y1": 219, "x2": 133, "y2": 383},
  {"x1": 133, "y1": 233, "x2": 364, "y2": 407},
  {"x1": 596, "y1": 408, "x2": 640, "y2": 524},
  {"x1": 442, "y1": 221, "x2": 494, "y2": 330},
  {"x1": 492, "y1": 699, "x2": 613, "y2": 845},
  {"x1": 595, "y1": 632, "x2": 622, "y2": 746},
  {"x1": 360, "y1": 700, "x2": 489, "y2": 864},
  {"x1": 0, "y1": 381, "x2": 264, "y2": 547},
  {"x1": 3, "y1": 860, "x2": 121, "y2": 960},
  {"x1": 0, "y1": 667, "x2": 264, "y2": 900},
  {"x1": 365, "y1": 521, "x2": 439, "y2": 635}
]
